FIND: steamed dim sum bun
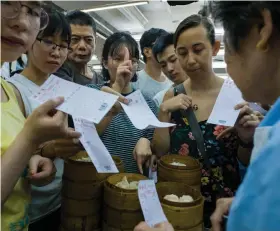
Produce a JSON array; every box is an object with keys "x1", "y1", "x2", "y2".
[
  {"x1": 116, "y1": 176, "x2": 130, "y2": 189},
  {"x1": 115, "y1": 176, "x2": 139, "y2": 190},
  {"x1": 170, "y1": 162, "x2": 186, "y2": 167},
  {"x1": 129, "y1": 181, "x2": 139, "y2": 189},
  {"x1": 179, "y1": 195, "x2": 194, "y2": 203},
  {"x1": 164, "y1": 194, "x2": 194, "y2": 203},
  {"x1": 164, "y1": 194, "x2": 179, "y2": 202}
]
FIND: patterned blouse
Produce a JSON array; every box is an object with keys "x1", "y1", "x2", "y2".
[{"x1": 169, "y1": 89, "x2": 241, "y2": 227}]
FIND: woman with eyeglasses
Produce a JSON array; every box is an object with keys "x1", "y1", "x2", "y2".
[
  {"x1": 88, "y1": 32, "x2": 157, "y2": 174},
  {"x1": 1, "y1": 1, "x2": 81, "y2": 231},
  {"x1": 7, "y1": 9, "x2": 83, "y2": 231}
]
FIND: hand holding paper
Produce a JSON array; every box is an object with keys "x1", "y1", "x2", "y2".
[
  {"x1": 30, "y1": 75, "x2": 118, "y2": 124},
  {"x1": 207, "y1": 78, "x2": 244, "y2": 127}
]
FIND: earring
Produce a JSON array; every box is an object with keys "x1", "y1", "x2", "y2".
[{"x1": 256, "y1": 41, "x2": 269, "y2": 52}]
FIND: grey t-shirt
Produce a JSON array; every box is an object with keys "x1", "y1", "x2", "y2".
[
  {"x1": 55, "y1": 61, "x2": 104, "y2": 86},
  {"x1": 132, "y1": 70, "x2": 173, "y2": 98}
]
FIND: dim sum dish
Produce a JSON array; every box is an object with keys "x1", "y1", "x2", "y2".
[
  {"x1": 115, "y1": 176, "x2": 139, "y2": 190},
  {"x1": 164, "y1": 194, "x2": 194, "y2": 203}
]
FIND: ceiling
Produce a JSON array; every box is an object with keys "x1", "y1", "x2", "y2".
[{"x1": 54, "y1": 0, "x2": 226, "y2": 75}]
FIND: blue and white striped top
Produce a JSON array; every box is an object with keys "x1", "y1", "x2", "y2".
[{"x1": 87, "y1": 83, "x2": 157, "y2": 173}]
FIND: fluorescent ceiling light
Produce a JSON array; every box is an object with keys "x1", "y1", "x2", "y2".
[
  {"x1": 82, "y1": 1, "x2": 148, "y2": 13},
  {"x1": 91, "y1": 55, "x2": 98, "y2": 61},
  {"x1": 92, "y1": 65, "x2": 102, "y2": 70}
]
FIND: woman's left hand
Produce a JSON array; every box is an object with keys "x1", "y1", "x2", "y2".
[
  {"x1": 216, "y1": 102, "x2": 264, "y2": 141},
  {"x1": 133, "y1": 138, "x2": 152, "y2": 174},
  {"x1": 234, "y1": 102, "x2": 263, "y2": 143},
  {"x1": 28, "y1": 155, "x2": 56, "y2": 187}
]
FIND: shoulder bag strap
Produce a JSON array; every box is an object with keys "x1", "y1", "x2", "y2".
[{"x1": 175, "y1": 84, "x2": 211, "y2": 169}]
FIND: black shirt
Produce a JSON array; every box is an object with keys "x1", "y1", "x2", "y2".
[{"x1": 55, "y1": 60, "x2": 104, "y2": 85}]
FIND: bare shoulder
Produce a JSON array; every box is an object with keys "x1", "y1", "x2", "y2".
[
  {"x1": 163, "y1": 88, "x2": 175, "y2": 101},
  {"x1": 10, "y1": 83, "x2": 26, "y2": 117},
  {"x1": 214, "y1": 76, "x2": 226, "y2": 92}
]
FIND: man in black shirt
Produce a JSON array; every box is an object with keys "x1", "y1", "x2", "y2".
[{"x1": 55, "y1": 10, "x2": 103, "y2": 85}]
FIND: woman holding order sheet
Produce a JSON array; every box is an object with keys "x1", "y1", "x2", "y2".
[
  {"x1": 1, "y1": 1, "x2": 81, "y2": 231},
  {"x1": 87, "y1": 32, "x2": 157, "y2": 175},
  {"x1": 7, "y1": 9, "x2": 84, "y2": 231},
  {"x1": 152, "y1": 14, "x2": 261, "y2": 228}
]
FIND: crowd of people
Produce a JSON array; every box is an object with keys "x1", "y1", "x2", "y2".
[{"x1": 1, "y1": 1, "x2": 279, "y2": 231}]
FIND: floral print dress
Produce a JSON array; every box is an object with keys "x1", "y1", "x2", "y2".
[{"x1": 169, "y1": 100, "x2": 240, "y2": 227}]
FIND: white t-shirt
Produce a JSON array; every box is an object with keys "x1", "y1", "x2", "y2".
[
  {"x1": 132, "y1": 70, "x2": 173, "y2": 98},
  {"x1": 153, "y1": 88, "x2": 170, "y2": 110},
  {"x1": 8, "y1": 73, "x2": 63, "y2": 223}
]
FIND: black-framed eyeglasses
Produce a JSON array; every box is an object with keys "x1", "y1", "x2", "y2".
[
  {"x1": 36, "y1": 38, "x2": 70, "y2": 55},
  {"x1": 1, "y1": 1, "x2": 49, "y2": 30}
]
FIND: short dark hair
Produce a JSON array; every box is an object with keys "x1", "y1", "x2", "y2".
[
  {"x1": 140, "y1": 28, "x2": 168, "y2": 63},
  {"x1": 210, "y1": 1, "x2": 280, "y2": 52},
  {"x1": 37, "y1": 9, "x2": 71, "y2": 45},
  {"x1": 101, "y1": 32, "x2": 140, "y2": 82},
  {"x1": 174, "y1": 14, "x2": 215, "y2": 48},
  {"x1": 152, "y1": 33, "x2": 174, "y2": 63},
  {"x1": 66, "y1": 10, "x2": 97, "y2": 34}
]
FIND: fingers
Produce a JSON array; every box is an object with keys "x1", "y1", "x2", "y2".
[
  {"x1": 216, "y1": 127, "x2": 235, "y2": 140},
  {"x1": 138, "y1": 159, "x2": 144, "y2": 175},
  {"x1": 118, "y1": 95, "x2": 129, "y2": 104},
  {"x1": 101, "y1": 86, "x2": 129, "y2": 104},
  {"x1": 29, "y1": 156, "x2": 55, "y2": 179},
  {"x1": 123, "y1": 46, "x2": 130, "y2": 62},
  {"x1": 134, "y1": 222, "x2": 150, "y2": 231},
  {"x1": 29, "y1": 155, "x2": 41, "y2": 175},
  {"x1": 243, "y1": 120, "x2": 260, "y2": 128},
  {"x1": 36, "y1": 97, "x2": 64, "y2": 115},
  {"x1": 238, "y1": 114, "x2": 257, "y2": 126},
  {"x1": 118, "y1": 66, "x2": 132, "y2": 76},
  {"x1": 55, "y1": 147, "x2": 83, "y2": 158},
  {"x1": 210, "y1": 198, "x2": 233, "y2": 231},
  {"x1": 234, "y1": 102, "x2": 249, "y2": 110},
  {"x1": 52, "y1": 110, "x2": 67, "y2": 123},
  {"x1": 65, "y1": 128, "x2": 81, "y2": 139}
]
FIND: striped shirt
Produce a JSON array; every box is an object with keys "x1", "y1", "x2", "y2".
[{"x1": 87, "y1": 83, "x2": 157, "y2": 173}]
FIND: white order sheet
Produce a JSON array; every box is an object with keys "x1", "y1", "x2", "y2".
[
  {"x1": 30, "y1": 75, "x2": 118, "y2": 124},
  {"x1": 120, "y1": 90, "x2": 175, "y2": 130},
  {"x1": 73, "y1": 117, "x2": 118, "y2": 173}
]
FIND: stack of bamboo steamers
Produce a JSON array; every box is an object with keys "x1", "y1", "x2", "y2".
[
  {"x1": 60, "y1": 151, "x2": 124, "y2": 231},
  {"x1": 60, "y1": 151, "x2": 204, "y2": 231}
]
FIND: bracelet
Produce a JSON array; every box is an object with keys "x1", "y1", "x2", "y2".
[{"x1": 238, "y1": 137, "x2": 254, "y2": 149}]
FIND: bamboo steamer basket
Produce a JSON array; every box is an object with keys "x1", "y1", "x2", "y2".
[
  {"x1": 103, "y1": 173, "x2": 147, "y2": 230},
  {"x1": 158, "y1": 155, "x2": 201, "y2": 191},
  {"x1": 102, "y1": 221, "x2": 131, "y2": 231},
  {"x1": 64, "y1": 151, "x2": 125, "y2": 182},
  {"x1": 61, "y1": 152, "x2": 124, "y2": 231},
  {"x1": 62, "y1": 152, "x2": 124, "y2": 200},
  {"x1": 61, "y1": 197, "x2": 101, "y2": 216},
  {"x1": 156, "y1": 182, "x2": 204, "y2": 231},
  {"x1": 61, "y1": 214, "x2": 101, "y2": 231},
  {"x1": 62, "y1": 179, "x2": 104, "y2": 200},
  {"x1": 60, "y1": 225, "x2": 100, "y2": 231}
]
